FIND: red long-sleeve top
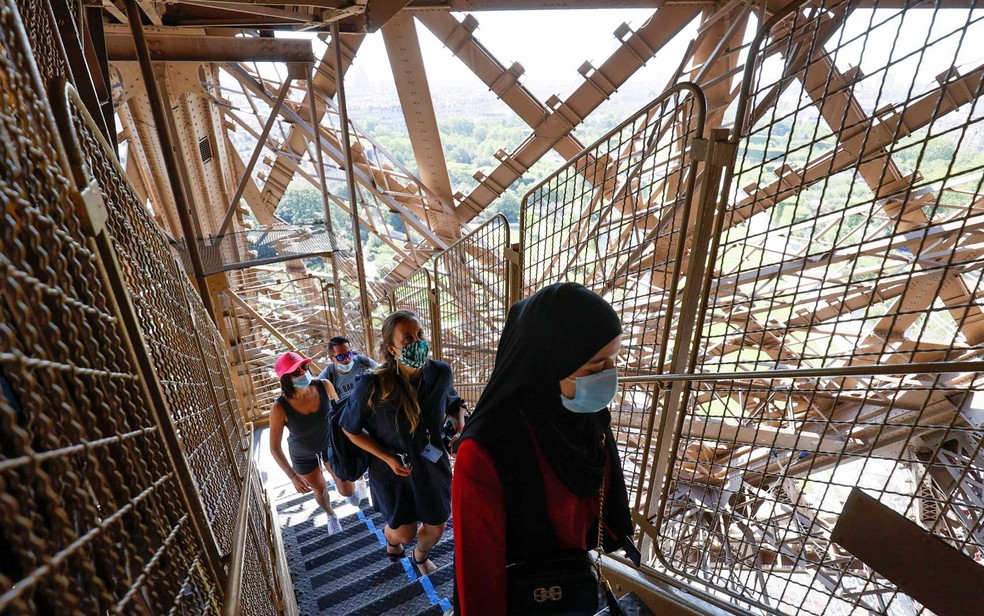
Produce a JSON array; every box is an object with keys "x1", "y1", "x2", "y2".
[{"x1": 452, "y1": 436, "x2": 600, "y2": 616}]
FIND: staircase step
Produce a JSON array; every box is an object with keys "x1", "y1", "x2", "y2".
[
  {"x1": 338, "y1": 562, "x2": 454, "y2": 616},
  {"x1": 271, "y1": 478, "x2": 455, "y2": 615}
]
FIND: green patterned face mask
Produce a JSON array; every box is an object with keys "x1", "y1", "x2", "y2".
[{"x1": 397, "y1": 339, "x2": 429, "y2": 369}]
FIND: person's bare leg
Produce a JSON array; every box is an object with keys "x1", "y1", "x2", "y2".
[
  {"x1": 303, "y1": 468, "x2": 334, "y2": 517},
  {"x1": 323, "y1": 463, "x2": 355, "y2": 497},
  {"x1": 413, "y1": 522, "x2": 446, "y2": 575},
  {"x1": 384, "y1": 522, "x2": 416, "y2": 558}
]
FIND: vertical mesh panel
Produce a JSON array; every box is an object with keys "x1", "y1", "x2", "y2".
[
  {"x1": 651, "y1": 2, "x2": 984, "y2": 614},
  {"x1": 392, "y1": 267, "x2": 435, "y2": 342},
  {"x1": 434, "y1": 215, "x2": 510, "y2": 405},
  {"x1": 241, "y1": 467, "x2": 279, "y2": 616},
  {"x1": 521, "y1": 84, "x2": 706, "y2": 502},
  {"x1": 0, "y1": 1, "x2": 219, "y2": 612},
  {"x1": 54, "y1": 85, "x2": 244, "y2": 558}
]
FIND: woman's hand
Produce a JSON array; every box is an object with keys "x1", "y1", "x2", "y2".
[
  {"x1": 290, "y1": 473, "x2": 312, "y2": 493},
  {"x1": 386, "y1": 454, "x2": 412, "y2": 477}
]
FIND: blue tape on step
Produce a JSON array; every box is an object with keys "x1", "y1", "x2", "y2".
[
  {"x1": 419, "y1": 573, "x2": 441, "y2": 604},
  {"x1": 439, "y1": 598, "x2": 452, "y2": 612},
  {"x1": 401, "y1": 557, "x2": 418, "y2": 581},
  {"x1": 374, "y1": 529, "x2": 386, "y2": 546}
]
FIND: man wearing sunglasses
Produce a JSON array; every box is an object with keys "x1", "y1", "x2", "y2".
[{"x1": 318, "y1": 336, "x2": 378, "y2": 401}]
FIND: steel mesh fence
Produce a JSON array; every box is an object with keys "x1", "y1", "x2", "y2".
[
  {"x1": 242, "y1": 466, "x2": 279, "y2": 616},
  {"x1": 54, "y1": 84, "x2": 245, "y2": 558},
  {"x1": 392, "y1": 267, "x2": 435, "y2": 348},
  {"x1": 521, "y1": 83, "x2": 707, "y2": 503},
  {"x1": 434, "y1": 215, "x2": 510, "y2": 406},
  {"x1": 12, "y1": 0, "x2": 67, "y2": 89},
  {"x1": 0, "y1": 1, "x2": 220, "y2": 612},
  {"x1": 649, "y1": 1, "x2": 984, "y2": 614}
]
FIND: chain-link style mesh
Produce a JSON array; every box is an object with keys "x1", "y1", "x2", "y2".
[
  {"x1": 434, "y1": 215, "x2": 510, "y2": 405},
  {"x1": 241, "y1": 467, "x2": 279, "y2": 616},
  {"x1": 0, "y1": 2, "x2": 219, "y2": 612},
  {"x1": 650, "y1": 2, "x2": 984, "y2": 614},
  {"x1": 54, "y1": 84, "x2": 244, "y2": 558},
  {"x1": 222, "y1": 266, "x2": 333, "y2": 422},
  {"x1": 192, "y1": 287, "x2": 250, "y2": 475},
  {"x1": 521, "y1": 83, "x2": 706, "y2": 501},
  {"x1": 12, "y1": 0, "x2": 67, "y2": 88}
]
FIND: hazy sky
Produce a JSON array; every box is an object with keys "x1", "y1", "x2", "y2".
[{"x1": 340, "y1": 9, "x2": 697, "y2": 106}]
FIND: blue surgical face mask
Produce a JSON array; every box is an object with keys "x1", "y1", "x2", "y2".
[
  {"x1": 292, "y1": 372, "x2": 312, "y2": 389},
  {"x1": 336, "y1": 361, "x2": 355, "y2": 374},
  {"x1": 560, "y1": 367, "x2": 618, "y2": 414}
]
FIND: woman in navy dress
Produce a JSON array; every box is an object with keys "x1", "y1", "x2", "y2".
[{"x1": 341, "y1": 310, "x2": 463, "y2": 574}]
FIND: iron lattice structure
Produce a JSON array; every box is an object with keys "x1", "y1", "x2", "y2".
[
  {"x1": 222, "y1": 266, "x2": 336, "y2": 422},
  {"x1": 433, "y1": 215, "x2": 511, "y2": 405},
  {"x1": 0, "y1": 1, "x2": 285, "y2": 613},
  {"x1": 4, "y1": 0, "x2": 984, "y2": 614},
  {"x1": 521, "y1": 83, "x2": 708, "y2": 500},
  {"x1": 647, "y1": 2, "x2": 984, "y2": 614}
]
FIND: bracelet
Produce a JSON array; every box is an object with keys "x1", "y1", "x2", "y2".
[{"x1": 289, "y1": 472, "x2": 298, "y2": 479}]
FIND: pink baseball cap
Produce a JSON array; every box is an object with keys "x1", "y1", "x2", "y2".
[{"x1": 274, "y1": 351, "x2": 311, "y2": 378}]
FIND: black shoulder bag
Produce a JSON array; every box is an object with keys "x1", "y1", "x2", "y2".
[{"x1": 505, "y1": 468, "x2": 627, "y2": 616}]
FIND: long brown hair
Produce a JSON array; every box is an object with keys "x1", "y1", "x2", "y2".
[{"x1": 368, "y1": 310, "x2": 424, "y2": 433}]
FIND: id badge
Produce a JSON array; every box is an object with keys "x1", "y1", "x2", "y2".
[{"x1": 420, "y1": 443, "x2": 443, "y2": 463}]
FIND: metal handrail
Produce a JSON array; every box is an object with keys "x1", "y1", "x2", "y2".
[{"x1": 222, "y1": 422, "x2": 254, "y2": 616}]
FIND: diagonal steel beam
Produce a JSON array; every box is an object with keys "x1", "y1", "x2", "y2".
[
  {"x1": 226, "y1": 62, "x2": 449, "y2": 249},
  {"x1": 216, "y1": 77, "x2": 292, "y2": 237},
  {"x1": 382, "y1": 13, "x2": 461, "y2": 241},
  {"x1": 455, "y1": 6, "x2": 701, "y2": 223},
  {"x1": 416, "y1": 11, "x2": 584, "y2": 161}
]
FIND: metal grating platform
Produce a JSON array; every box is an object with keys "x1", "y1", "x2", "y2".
[{"x1": 255, "y1": 427, "x2": 454, "y2": 615}]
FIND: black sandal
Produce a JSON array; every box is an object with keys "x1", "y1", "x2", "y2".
[
  {"x1": 386, "y1": 540, "x2": 405, "y2": 561},
  {"x1": 411, "y1": 545, "x2": 435, "y2": 574}
]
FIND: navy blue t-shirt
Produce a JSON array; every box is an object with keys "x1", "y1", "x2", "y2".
[{"x1": 339, "y1": 360, "x2": 461, "y2": 527}]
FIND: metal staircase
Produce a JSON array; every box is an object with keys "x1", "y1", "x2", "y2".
[{"x1": 257, "y1": 428, "x2": 455, "y2": 615}]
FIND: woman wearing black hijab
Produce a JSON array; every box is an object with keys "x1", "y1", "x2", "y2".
[{"x1": 452, "y1": 283, "x2": 634, "y2": 616}]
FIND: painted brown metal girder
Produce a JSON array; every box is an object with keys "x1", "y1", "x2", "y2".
[
  {"x1": 415, "y1": 11, "x2": 583, "y2": 161},
  {"x1": 366, "y1": 0, "x2": 414, "y2": 31},
  {"x1": 381, "y1": 12, "x2": 461, "y2": 242},
  {"x1": 455, "y1": 5, "x2": 700, "y2": 223},
  {"x1": 258, "y1": 32, "x2": 364, "y2": 213},
  {"x1": 105, "y1": 32, "x2": 316, "y2": 63}
]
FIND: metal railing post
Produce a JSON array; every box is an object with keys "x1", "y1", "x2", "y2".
[
  {"x1": 641, "y1": 127, "x2": 736, "y2": 547},
  {"x1": 305, "y1": 59, "x2": 347, "y2": 340},
  {"x1": 222, "y1": 423, "x2": 254, "y2": 616},
  {"x1": 332, "y1": 21, "x2": 375, "y2": 353}
]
